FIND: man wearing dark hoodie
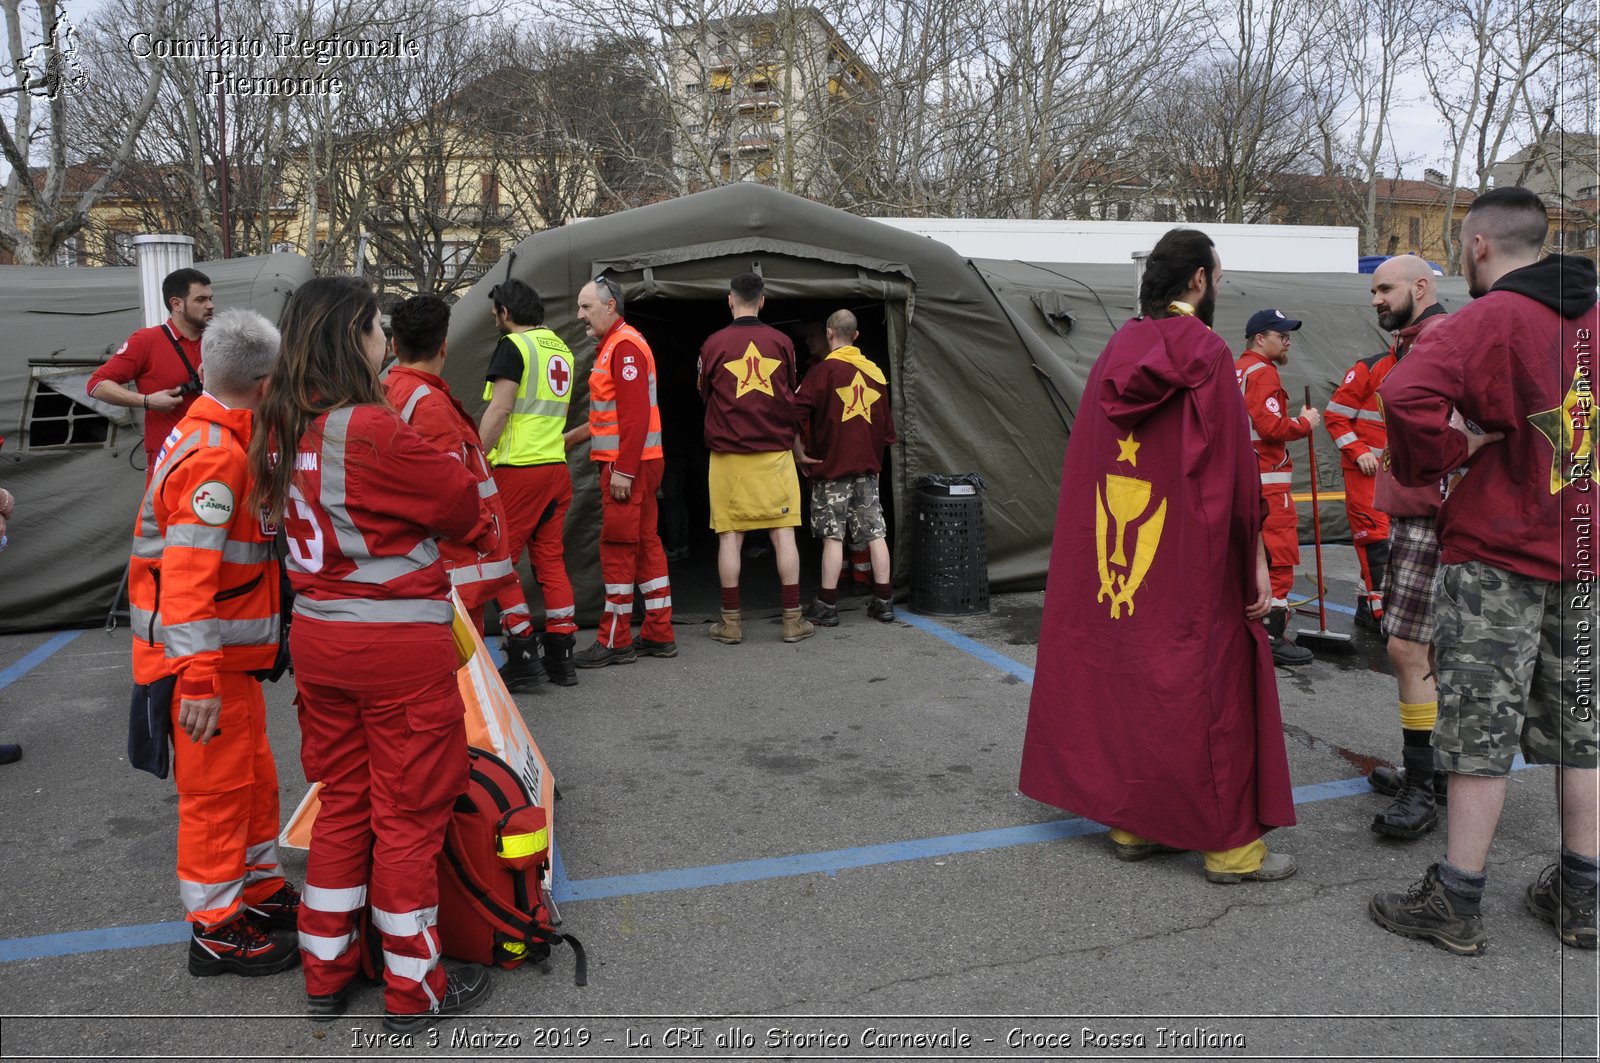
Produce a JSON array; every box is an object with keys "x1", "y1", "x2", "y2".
[
  {"x1": 1019, "y1": 228, "x2": 1297, "y2": 885},
  {"x1": 1371, "y1": 186, "x2": 1598, "y2": 955}
]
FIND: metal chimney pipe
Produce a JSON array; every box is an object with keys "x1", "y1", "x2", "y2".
[{"x1": 134, "y1": 235, "x2": 196, "y2": 328}]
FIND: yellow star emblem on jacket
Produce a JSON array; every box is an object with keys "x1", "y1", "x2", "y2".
[
  {"x1": 726, "y1": 342, "x2": 781, "y2": 398},
  {"x1": 1528, "y1": 368, "x2": 1594, "y2": 494},
  {"x1": 837, "y1": 371, "x2": 881, "y2": 423}
]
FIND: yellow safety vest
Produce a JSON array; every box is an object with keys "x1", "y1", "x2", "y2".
[{"x1": 483, "y1": 328, "x2": 574, "y2": 467}]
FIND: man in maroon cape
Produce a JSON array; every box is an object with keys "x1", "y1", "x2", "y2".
[{"x1": 1019, "y1": 229, "x2": 1298, "y2": 883}]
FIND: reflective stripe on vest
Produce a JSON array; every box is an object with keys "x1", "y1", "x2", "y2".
[
  {"x1": 1326, "y1": 400, "x2": 1360, "y2": 417},
  {"x1": 484, "y1": 329, "x2": 572, "y2": 467},
  {"x1": 310, "y1": 408, "x2": 441, "y2": 586},
  {"x1": 1261, "y1": 471, "x2": 1294, "y2": 485},
  {"x1": 292, "y1": 596, "x2": 455, "y2": 624},
  {"x1": 1238, "y1": 361, "x2": 1270, "y2": 390},
  {"x1": 1332, "y1": 431, "x2": 1359, "y2": 448},
  {"x1": 130, "y1": 609, "x2": 279, "y2": 656},
  {"x1": 451, "y1": 557, "x2": 514, "y2": 588},
  {"x1": 589, "y1": 321, "x2": 663, "y2": 463}
]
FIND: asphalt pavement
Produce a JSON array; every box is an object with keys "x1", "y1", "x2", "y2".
[{"x1": 0, "y1": 546, "x2": 1595, "y2": 1062}]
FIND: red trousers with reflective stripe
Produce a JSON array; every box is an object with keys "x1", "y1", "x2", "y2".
[
  {"x1": 493, "y1": 463, "x2": 577, "y2": 636},
  {"x1": 171, "y1": 671, "x2": 284, "y2": 928},
  {"x1": 294, "y1": 636, "x2": 468, "y2": 1014},
  {"x1": 598, "y1": 459, "x2": 672, "y2": 647},
  {"x1": 1342, "y1": 469, "x2": 1389, "y2": 605},
  {"x1": 1262, "y1": 489, "x2": 1300, "y2": 604}
]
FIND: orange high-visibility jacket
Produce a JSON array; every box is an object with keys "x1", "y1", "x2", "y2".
[
  {"x1": 588, "y1": 320, "x2": 663, "y2": 471},
  {"x1": 130, "y1": 395, "x2": 279, "y2": 698}
]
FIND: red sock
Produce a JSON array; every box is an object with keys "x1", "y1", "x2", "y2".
[
  {"x1": 873, "y1": 582, "x2": 892, "y2": 601},
  {"x1": 721, "y1": 587, "x2": 741, "y2": 612},
  {"x1": 818, "y1": 586, "x2": 838, "y2": 606},
  {"x1": 781, "y1": 583, "x2": 800, "y2": 610}
]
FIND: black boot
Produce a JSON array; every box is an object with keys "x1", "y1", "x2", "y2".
[
  {"x1": 541, "y1": 633, "x2": 578, "y2": 687},
  {"x1": 497, "y1": 634, "x2": 546, "y2": 692},
  {"x1": 1372, "y1": 745, "x2": 1438, "y2": 839},
  {"x1": 1265, "y1": 608, "x2": 1312, "y2": 666}
]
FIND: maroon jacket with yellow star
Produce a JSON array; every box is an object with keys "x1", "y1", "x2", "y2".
[
  {"x1": 1381, "y1": 255, "x2": 1598, "y2": 583},
  {"x1": 795, "y1": 347, "x2": 898, "y2": 481},
  {"x1": 1019, "y1": 313, "x2": 1295, "y2": 852},
  {"x1": 698, "y1": 317, "x2": 799, "y2": 453}
]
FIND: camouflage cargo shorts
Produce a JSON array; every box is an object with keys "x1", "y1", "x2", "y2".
[
  {"x1": 1431, "y1": 560, "x2": 1599, "y2": 775},
  {"x1": 809, "y1": 474, "x2": 887, "y2": 543}
]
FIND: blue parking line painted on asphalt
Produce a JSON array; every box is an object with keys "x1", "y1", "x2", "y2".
[
  {"x1": 897, "y1": 612, "x2": 1036, "y2": 684},
  {"x1": 0, "y1": 629, "x2": 84, "y2": 691},
  {"x1": 0, "y1": 763, "x2": 1542, "y2": 964}
]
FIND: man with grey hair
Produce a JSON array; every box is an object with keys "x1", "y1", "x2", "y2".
[{"x1": 129, "y1": 307, "x2": 303, "y2": 977}]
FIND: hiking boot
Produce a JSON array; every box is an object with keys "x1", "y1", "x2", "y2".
[
  {"x1": 573, "y1": 641, "x2": 636, "y2": 668},
  {"x1": 246, "y1": 881, "x2": 302, "y2": 931},
  {"x1": 382, "y1": 963, "x2": 493, "y2": 1034},
  {"x1": 306, "y1": 984, "x2": 352, "y2": 1021},
  {"x1": 188, "y1": 916, "x2": 300, "y2": 977},
  {"x1": 1369, "y1": 764, "x2": 1449, "y2": 805},
  {"x1": 636, "y1": 638, "x2": 679, "y2": 658},
  {"x1": 497, "y1": 634, "x2": 546, "y2": 692},
  {"x1": 1113, "y1": 838, "x2": 1184, "y2": 863},
  {"x1": 1270, "y1": 637, "x2": 1313, "y2": 666},
  {"x1": 1204, "y1": 850, "x2": 1297, "y2": 884},
  {"x1": 867, "y1": 596, "x2": 896, "y2": 623},
  {"x1": 1525, "y1": 864, "x2": 1598, "y2": 949},
  {"x1": 1371, "y1": 780, "x2": 1438, "y2": 840},
  {"x1": 709, "y1": 611, "x2": 743, "y2": 645},
  {"x1": 1264, "y1": 608, "x2": 1312, "y2": 666},
  {"x1": 782, "y1": 608, "x2": 816, "y2": 643},
  {"x1": 541, "y1": 633, "x2": 577, "y2": 687},
  {"x1": 1369, "y1": 863, "x2": 1486, "y2": 955},
  {"x1": 803, "y1": 599, "x2": 840, "y2": 627}
]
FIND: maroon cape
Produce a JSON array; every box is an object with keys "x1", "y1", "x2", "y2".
[{"x1": 1018, "y1": 315, "x2": 1296, "y2": 851}]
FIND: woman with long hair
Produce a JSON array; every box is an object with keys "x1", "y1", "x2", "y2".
[{"x1": 249, "y1": 276, "x2": 492, "y2": 1030}]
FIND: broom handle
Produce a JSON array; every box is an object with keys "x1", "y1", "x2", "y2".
[{"x1": 1304, "y1": 385, "x2": 1329, "y2": 629}]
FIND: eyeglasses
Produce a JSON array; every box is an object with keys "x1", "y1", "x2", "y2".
[{"x1": 592, "y1": 275, "x2": 619, "y2": 303}]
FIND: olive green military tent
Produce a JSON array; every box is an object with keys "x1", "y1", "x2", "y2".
[
  {"x1": 440, "y1": 182, "x2": 1469, "y2": 626},
  {"x1": 0, "y1": 253, "x2": 311, "y2": 634}
]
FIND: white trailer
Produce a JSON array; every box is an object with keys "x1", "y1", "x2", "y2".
[{"x1": 868, "y1": 217, "x2": 1360, "y2": 274}]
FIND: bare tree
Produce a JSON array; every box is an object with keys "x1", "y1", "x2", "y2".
[
  {"x1": 0, "y1": 0, "x2": 176, "y2": 263},
  {"x1": 1413, "y1": 0, "x2": 1575, "y2": 266}
]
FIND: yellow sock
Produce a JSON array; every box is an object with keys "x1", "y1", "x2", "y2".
[{"x1": 1399, "y1": 700, "x2": 1438, "y2": 731}]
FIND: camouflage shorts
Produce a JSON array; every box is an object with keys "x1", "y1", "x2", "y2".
[
  {"x1": 809, "y1": 474, "x2": 887, "y2": 543},
  {"x1": 1431, "y1": 560, "x2": 1599, "y2": 775}
]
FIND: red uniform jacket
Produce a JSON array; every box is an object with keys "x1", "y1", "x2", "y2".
[
  {"x1": 1325, "y1": 353, "x2": 1390, "y2": 468},
  {"x1": 1235, "y1": 351, "x2": 1312, "y2": 490},
  {"x1": 382, "y1": 366, "x2": 512, "y2": 609},
  {"x1": 284, "y1": 405, "x2": 480, "y2": 685},
  {"x1": 1020, "y1": 314, "x2": 1295, "y2": 851},
  {"x1": 1381, "y1": 255, "x2": 1598, "y2": 583},
  {"x1": 87, "y1": 320, "x2": 203, "y2": 465}
]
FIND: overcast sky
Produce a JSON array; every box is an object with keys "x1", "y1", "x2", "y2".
[{"x1": 29, "y1": 0, "x2": 1492, "y2": 187}]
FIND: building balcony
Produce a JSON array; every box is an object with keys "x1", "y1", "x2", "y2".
[
  {"x1": 735, "y1": 134, "x2": 773, "y2": 154},
  {"x1": 737, "y1": 92, "x2": 780, "y2": 113}
]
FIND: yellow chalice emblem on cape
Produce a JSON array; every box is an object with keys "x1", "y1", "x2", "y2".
[{"x1": 1095, "y1": 433, "x2": 1167, "y2": 619}]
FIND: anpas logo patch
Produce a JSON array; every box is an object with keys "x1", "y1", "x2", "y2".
[{"x1": 192, "y1": 481, "x2": 236, "y2": 526}]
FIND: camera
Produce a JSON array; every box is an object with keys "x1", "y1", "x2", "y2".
[{"x1": 178, "y1": 375, "x2": 203, "y2": 396}]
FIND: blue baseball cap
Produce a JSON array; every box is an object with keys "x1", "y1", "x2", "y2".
[{"x1": 1246, "y1": 309, "x2": 1302, "y2": 338}]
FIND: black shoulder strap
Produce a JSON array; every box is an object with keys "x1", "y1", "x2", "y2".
[{"x1": 161, "y1": 324, "x2": 203, "y2": 390}]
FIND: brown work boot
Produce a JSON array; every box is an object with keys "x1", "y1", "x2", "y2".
[
  {"x1": 709, "y1": 611, "x2": 742, "y2": 644},
  {"x1": 781, "y1": 608, "x2": 816, "y2": 643}
]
